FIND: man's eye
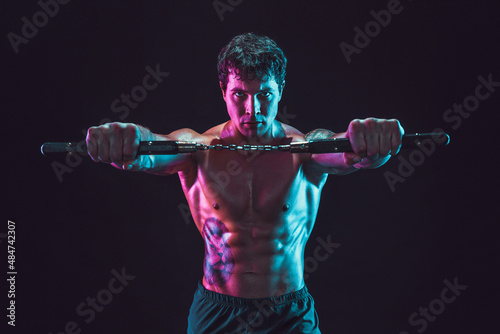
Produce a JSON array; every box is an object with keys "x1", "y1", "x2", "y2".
[
  {"x1": 260, "y1": 92, "x2": 271, "y2": 97},
  {"x1": 234, "y1": 92, "x2": 245, "y2": 97}
]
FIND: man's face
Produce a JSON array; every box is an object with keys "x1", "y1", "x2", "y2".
[{"x1": 221, "y1": 72, "x2": 284, "y2": 140}]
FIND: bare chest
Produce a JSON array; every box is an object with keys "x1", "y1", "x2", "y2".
[{"x1": 191, "y1": 150, "x2": 304, "y2": 220}]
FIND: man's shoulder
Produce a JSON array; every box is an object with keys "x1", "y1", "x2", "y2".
[
  {"x1": 167, "y1": 123, "x2": 226, "y2": 144},
  {"x1": 202, "y1": 122, "x2": 227, "y2": 139},
  {"x1": 278, "y1": 121, "x2": 306, "y2": 142},
  {"x1": 277, "y1": 122, "x2": 335, "y2": 143},
  {"x1": 302, "y1": 128, "x2": 336, "y2": 141}
]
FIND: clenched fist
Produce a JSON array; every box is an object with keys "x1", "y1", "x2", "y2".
[
  {"x1": 86, "y1": 122, "x2": 153, "y2": 170},
  {"x1": 345, "y1": 118, "x2": 404, "y2": 168}
]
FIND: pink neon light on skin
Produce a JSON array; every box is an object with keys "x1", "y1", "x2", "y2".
[{"x1": 220, "y1": 72, "x2": 284, "y2": 143}]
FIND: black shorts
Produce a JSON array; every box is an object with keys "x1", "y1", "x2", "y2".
[{"x1": 187, "y1": 281, "x2": 321, "y2": 334}]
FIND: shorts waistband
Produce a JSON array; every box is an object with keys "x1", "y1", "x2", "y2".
[{"x1": 197, "y1": 280, "x2": 310, "y2": 307}]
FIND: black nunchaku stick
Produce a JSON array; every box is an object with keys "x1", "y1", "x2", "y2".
[{"x1": 41, "y1": 133, "x2": 450, "y2": 156}]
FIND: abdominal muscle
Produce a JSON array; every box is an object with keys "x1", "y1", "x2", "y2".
[{"x1": 200, "y1": 215, "x2": 308, "y2": 298}]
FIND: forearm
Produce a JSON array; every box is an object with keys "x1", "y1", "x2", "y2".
[
  {"x1": 311, "y1": 155, "x2": 357, "y2": 175},
  {"x1": 309, "y1": 131, "x2": 392, "y2": 174},
  {"x1": 310, "y1": 132, "x2": 357, "y2": 175},
  {"x1": 139, "y1": 130, "x2": 192, "y2": 175}
]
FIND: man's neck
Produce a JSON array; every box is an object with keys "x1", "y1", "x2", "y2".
[{"x1": 220, "y1": 120, "x2": 286, "y2": 146}]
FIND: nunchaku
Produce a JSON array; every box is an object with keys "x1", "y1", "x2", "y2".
[{"x1": 41, "y1": 133, "x2": 450, "y2": 156}]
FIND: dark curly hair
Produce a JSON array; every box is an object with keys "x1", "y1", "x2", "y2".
[{"x1": 217, "y1": 33, "x2": 287, "y2": 92}]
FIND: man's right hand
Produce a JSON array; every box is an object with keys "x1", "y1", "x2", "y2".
[{"x1": 86, "y1": 122, "x2": 153, "y2": 171}]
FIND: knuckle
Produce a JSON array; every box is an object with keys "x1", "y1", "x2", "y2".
[
  {"x1": 389, "y1": 119, "x2": 403, "y2": 132},
  {"x1": 126, "y1": 124, "x2": 140, "y2": 136},
  {"x1": 365, "y1": 119, "x2": 376, "y2": 130},
  {"x1": 109, "y1": 122, "x2": 124, "y2": 132},
  {"x1": 388, "y1": 119, "x2": 398, "y2": 128},
  {"x1": 366, "y1": 117, "x2": 383, "y2": 131},
  {"x1": 87, "y1": 126, "x2": 99, "y2": 138},
  {"x1": 349, "y1": 119, "x2": 362, "y2": 131}
]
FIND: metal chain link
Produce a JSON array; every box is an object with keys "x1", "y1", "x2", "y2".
[{"x1": 194, "y1": 143, "x2": 291, "y2": 152}]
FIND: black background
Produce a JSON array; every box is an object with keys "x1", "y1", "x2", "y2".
[{"x1": 2, "y1": 0, "x2": 499, "y2": 333}]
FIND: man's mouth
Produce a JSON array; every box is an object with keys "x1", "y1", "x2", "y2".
[
  {"x1": 243, "y1": 121, "x2": 263, "y2": 125},
  {"x1": 243, "y1": 121, "x2": 262, "y2": 129}
]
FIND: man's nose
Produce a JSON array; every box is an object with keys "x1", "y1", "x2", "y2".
[{"x1": 245, "y1": 96, "x2": 261, "y2": 115}]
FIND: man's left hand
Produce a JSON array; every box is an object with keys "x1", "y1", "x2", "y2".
[{"x1": 344, "y1": 118, "x2": 404, "y2": 169}]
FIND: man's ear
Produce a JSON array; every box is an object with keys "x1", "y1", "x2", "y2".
[
  {"x1": 278, "y1": 80, "x2": 285, "y2": 101},
  {"x1": 219, "y1": 82, "x2": 226, "y2": 101}
]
